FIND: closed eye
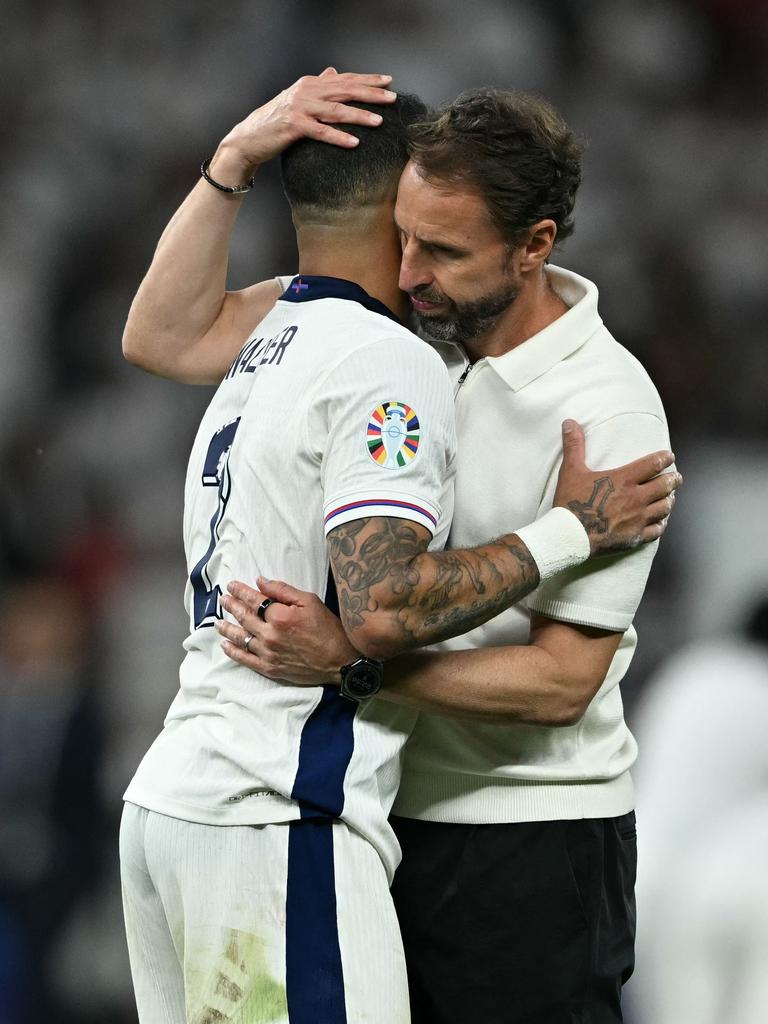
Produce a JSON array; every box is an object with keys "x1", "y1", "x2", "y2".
[
  {"x1": 427, "y1": 242, "x2": 468, "y2": 259},
  {"x1": 395, "y1": 223, "x2": 468, "y2": 260}
]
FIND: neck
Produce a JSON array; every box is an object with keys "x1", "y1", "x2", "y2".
[
  {"x1": 464, "y1": 266, "x2": 568, "y2": 361},
  {"x1": 295, "y1": 206, "x2": 408, "y2": 321}
]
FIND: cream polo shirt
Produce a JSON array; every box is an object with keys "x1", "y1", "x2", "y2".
[{"x1": 393, "y1": 265, "x2": 671, "y2": 824}]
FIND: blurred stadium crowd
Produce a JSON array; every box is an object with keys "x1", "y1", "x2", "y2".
[{"x1": 1, "y1": 1, "x2": 766, "y2": 1021}]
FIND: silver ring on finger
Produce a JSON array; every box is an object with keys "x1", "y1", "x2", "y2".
[{"x1": 243, "y1": 633, "x2": 254, "y2": 653}]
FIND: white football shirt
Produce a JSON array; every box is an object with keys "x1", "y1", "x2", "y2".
[{"x1": 124, "y1": 276, "x2": 456, "y2": 878}]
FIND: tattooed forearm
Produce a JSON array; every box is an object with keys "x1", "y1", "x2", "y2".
[
  {"x1": 328, "y1": 518, "x2": 541, "y2": 656},
  {"x1": 566, "y1": 476, "x2": 614, "y2": 537}
]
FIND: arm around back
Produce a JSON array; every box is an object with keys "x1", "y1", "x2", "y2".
[
  {"x1": 327, "y1": 514, "x2": 542, "y2": 660},
  {"x1": 123, "y1": 264, "x2": 282, "y2": 385},
  {"x1": 216, "y1": 579, "x2": 620, "y2": 726},
  {"x1": 327, "y1": 418, "x2": 680, "y2": 661},
  {"x1": 377, "y1": 611, "x2": 622, "y2": 725}
]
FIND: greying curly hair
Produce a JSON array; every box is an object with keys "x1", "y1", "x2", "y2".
[{"x1": 408, "y1": 88, "x2": 584, "y2": 247}]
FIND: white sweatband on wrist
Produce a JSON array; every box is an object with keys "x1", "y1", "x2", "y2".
[{"x1": 514, "y1": 507, "x2": 591, "y2": 582}]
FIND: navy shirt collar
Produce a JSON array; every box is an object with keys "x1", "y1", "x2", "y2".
[{"x1": 280, "y1": 275, "x2": 403, "y2": 325}]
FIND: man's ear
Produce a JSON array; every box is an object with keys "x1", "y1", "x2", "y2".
[{"x1": 519, "y1": 219, "x2": 557, "y2": 271}]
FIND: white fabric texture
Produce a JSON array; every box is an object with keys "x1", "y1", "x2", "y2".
[
  {"x1": 124, "y1": 282, "x2": 456, "y2": 879},
  {"x1": 120, "y1": 803, "x2": 410, "y2": 1024},
  {"x1": 394, "y1": 265, "x2": 671, "y2": 824}
]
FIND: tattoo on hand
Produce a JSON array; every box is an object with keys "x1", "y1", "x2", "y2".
[{"x1": 567, "y1": 476, "x2": 614, "y2": 536}]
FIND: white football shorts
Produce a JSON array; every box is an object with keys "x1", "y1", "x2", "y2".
[{"x1": 119, "y1": 802, "x2": 410, "y2": 1023}]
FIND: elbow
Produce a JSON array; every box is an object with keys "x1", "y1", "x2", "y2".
[
  {"x1": 344, "y1": 617, "x2": 410, "y2": 662},
  {"x1": 527, "y1": 678, "x2": 596, "y2": 728},
  {"x1": 541, "y1": 699, "x2": 588, "y2": 728},
  {"x1": 355, "y1": 635, "x2": 407, "y2": 662},
  {"x1": 122, "y1": 324, "x2": 147, "y2": 368}
]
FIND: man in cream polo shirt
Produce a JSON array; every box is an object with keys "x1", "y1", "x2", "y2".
[
  {"x1": 215, "y1": 88, "x2": 675, "y2": 1024},
  {"x1": 386, "y1": 95, "x2": 669, "y2": 1024},
  {"x1": 392, "y1": 260, "x2": 666, "y2": 823},
  {"x1": 386, "y1": 260, "x2": 666, "y2": 1023}
]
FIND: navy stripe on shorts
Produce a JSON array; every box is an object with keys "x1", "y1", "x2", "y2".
[{"x1": 286, "y1": 820, "x2": 347, "y2": 1023}]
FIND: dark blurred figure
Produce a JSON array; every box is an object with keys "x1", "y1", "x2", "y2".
[
  {"x1": 0, "y1": 579, "x2": 106, "y2": 1024},
  {"x1": 629, "y1": 596, "x2": 768, "y2": 1024}
]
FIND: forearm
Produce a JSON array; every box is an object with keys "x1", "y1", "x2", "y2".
[
  {"x1": 377, "y1": 646, "x2": 578, "y2": 725},
  {"x1": 332, "y1": 508, "x2": 590, "y2": 659},
  {"x1": 375, "y1": 612, "x2": 621, "y2": 723},
  {"x1": 397, "y1": 535, "x2": 541, "y2": 648},
  {"x1": 122, "y1": 144, "x2": 252, "y2": 382}
]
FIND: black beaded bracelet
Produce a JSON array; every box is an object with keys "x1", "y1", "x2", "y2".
[{"x1": 200, "y1": 158, "x2": 255, "y2": 195}]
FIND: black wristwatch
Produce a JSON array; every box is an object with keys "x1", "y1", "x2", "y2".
[{"x1": 339, "y1": 656, "x2": 384, "y2": 702}]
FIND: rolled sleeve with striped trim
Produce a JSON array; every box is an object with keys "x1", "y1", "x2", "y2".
[{"x1": 313, "y1": 335, "x2": 456, "y2": 545}]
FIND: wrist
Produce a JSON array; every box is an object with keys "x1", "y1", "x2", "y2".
[
  {"x1": 209, "y1": 141, "x2": 258, "y2": 189},
  {"x1": 327, "y1": 643, "x2": 360, "y2": 687},
  {"x1": 514, "y1": 507, "x2": 591, "y2": 582}
]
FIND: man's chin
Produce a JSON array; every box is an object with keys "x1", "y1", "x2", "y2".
[{"x1": 414, "y1": 313, "x2": 460, "y2": 344}]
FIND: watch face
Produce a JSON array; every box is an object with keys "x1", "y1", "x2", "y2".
[
  {"x1": 349, "y1": 664, "x2": 382, "y2": 697},
  {"x1": 342, "y1": 658, "x2": 384, "y2": 701}
]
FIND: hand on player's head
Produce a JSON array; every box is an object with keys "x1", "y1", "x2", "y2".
[
  {"x1": 554, "y1": 419, "x2": 682, "y2": 555},
  {"x1": 217, "y1": 71, "x2": 398, "y2": 173}
]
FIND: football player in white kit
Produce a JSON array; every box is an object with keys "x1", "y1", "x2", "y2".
[{"x1": 120, "y1": 72, "x2": 679, "y2": 1024}]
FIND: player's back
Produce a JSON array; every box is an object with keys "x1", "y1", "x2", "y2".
[{"x1": 124, "y1": 276, "x2": 456, "y2": 877}]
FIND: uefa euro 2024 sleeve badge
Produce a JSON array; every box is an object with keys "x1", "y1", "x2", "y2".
[{"x1": 367, "y1": 402, "x2": 420, "y2": 469}]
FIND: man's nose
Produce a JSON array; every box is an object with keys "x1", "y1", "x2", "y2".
[{"x1": 399, "y1": 245, "x2": 432, "y2": 293}]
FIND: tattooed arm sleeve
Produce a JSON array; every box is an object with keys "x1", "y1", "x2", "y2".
[{"x1": 327, "y1": 516, "x2": 541, "y2": 659}]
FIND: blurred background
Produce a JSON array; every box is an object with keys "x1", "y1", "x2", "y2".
[{"x1": 1, "y1": 1, "x2": 767, "y2": 1021}]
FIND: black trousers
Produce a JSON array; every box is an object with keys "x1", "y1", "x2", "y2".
[{"x1": 390, "y1": 812, "x2": 637, "y2": 1024}]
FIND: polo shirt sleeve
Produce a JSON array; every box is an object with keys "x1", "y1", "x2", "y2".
[
  {"x1": 524, "y1": 411, "x2": 672, "y2": 631},
  {"x1": 310, "y1": 334, "x2": 456, "y2": 540}
]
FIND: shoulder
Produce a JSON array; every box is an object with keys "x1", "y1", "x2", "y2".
[
  {"x1": 547, "y1": 265, "x2": 664, "y2": 413},
  {"x1": 336, "y1": 311, "x2": 452, "y2": 379},
  {"x1": 572, "y1": 327, "x2": 666, "y2": 423},
  {"x1": 420, "y1": 337, "x2": 466, "y2": 376}
]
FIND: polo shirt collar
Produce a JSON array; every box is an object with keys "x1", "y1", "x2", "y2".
[
  {"x1": 485, "y1": 266, "x2": 603, "y2": 392},
  {"x1": 280, "y1": 275, "x2": 403, "y2": 325}
]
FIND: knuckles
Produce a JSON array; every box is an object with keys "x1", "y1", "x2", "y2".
[{"x1": 268, "y1": 606, "x2": 294, "y2": 629}]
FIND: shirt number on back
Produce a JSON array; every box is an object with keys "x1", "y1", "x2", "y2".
[{"x1": 190, "y1": 417, "x2": 240, "y2": 628}]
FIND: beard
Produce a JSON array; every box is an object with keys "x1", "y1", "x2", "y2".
[{"x1": 412, "y1": 279, "x2": 519, "y2": 345}]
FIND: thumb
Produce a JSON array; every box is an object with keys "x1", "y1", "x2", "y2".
[
  {"x1": 561, "y1": 419, "x2": 585, "y2": 466},
  {"x1": 319, "y1": 66, "x2": 338, "y2": 77},
  {"x1": 256, "y1": 577, "x2": 306, "y2": 606}
]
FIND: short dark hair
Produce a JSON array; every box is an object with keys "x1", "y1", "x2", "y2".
[
  {"x1": 408, "y1": 88, "x2": 584, "y2": 246},
  {"x1": 281, "y1": 92, "x2": 428, "y2": 216}
]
